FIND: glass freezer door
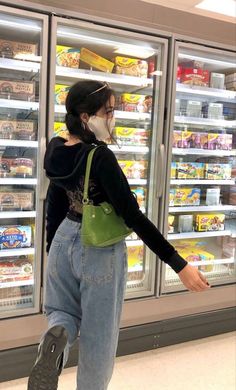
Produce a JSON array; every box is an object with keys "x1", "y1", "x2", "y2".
[
  {"x1": 162, "y1": 42, "x2": 236, "y2": 293},
  {"x1": 48, "y1": 16, "x2": 168, "y2": 298},
  {"x1": 0, "y1": 6, "x2": 48, "y2": 318}
]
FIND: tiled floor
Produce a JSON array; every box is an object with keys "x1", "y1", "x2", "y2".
[{"x1": 1, "y1": 332, "x2": 235, "y2": 390}]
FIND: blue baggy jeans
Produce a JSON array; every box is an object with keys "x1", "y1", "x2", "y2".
[{"x1": 44, "y1": 217, "x2": 128, "y2": 390}]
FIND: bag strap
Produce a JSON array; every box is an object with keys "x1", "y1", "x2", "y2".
[{"x1": 82, "y1": 146, "x2": 100, "y2": 204}]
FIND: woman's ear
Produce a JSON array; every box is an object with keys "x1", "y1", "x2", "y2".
[{"x1": 80, "y1": 112, "x2": 90, "y2": 123}]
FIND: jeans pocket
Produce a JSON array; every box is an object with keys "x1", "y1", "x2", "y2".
[
  {"x1": 48, "y1": 241, "x2": 62, "y2": 276},
  {"x1": 81, "y1": 245, "x2": 115, "y2": 284}
]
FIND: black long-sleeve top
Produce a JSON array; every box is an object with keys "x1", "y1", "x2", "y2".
[{"x1": 44, "y1": 137, "x2": 188, "y2": 274}]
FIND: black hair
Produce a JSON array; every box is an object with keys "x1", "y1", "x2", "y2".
[{"x1": 65, "y1": 80, "x2": 114, "y2": 145}]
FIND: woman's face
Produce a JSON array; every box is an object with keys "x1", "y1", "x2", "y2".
[{"x1": 95, "y1": 95, "x2": 115, "y2": 120}]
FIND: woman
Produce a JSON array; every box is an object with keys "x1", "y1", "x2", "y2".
[{"x1": 28, "y1": 80, "x2": 210, "y2": 390}]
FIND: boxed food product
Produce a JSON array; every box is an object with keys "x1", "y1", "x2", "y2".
[
  {"x1": 80, "y1": 48, "x2": 114, "y2": 73},
  {"x1": 186, "y1": 100, "x2": 202, "y2": 117},
  {"x1": 205, "y1": 163, "x2": 232, "y2": 180},
  {"x1": 131, "y1": 186, "x2": 146, "y2": 210},
  {"x1": 225, "y1": 81, "x2": 236, "y2": 91},
  {"x1": 0, "y1": 39, "x2": 38, "y2": 59},
  {"x1": 118, "y1": 160, "x2": 147, "y2": 179},
  {"x1": 174, "y1": 188, "x2": 201, "y2": 206},
  {"x1": 177, "y1": 162, "x2": 205, "y2": 179},
  {"x1": 0, "y1": 80, "x2": 35, "y2": 101},
  {"x1": 127, "y1": 244, "x2": 143, "y2": 269},
  {"x1": 0, "y1": 120, "x2": 36, "y2": 140},
  {"x1": 173, "y1": 131, "x2": 182, "y2": 148},
  {"x1": 0, "y1": 158, "x2": 33, "y2": 177},
  {"x1": 0, "y1": 255, "x2": 33, "y2": 282},
  {"x1": 195, "y1": 214, "x2": 225, "y2": 231},
  {"x1": 208, "y1": 133, "x2": 233, "y2": 150},
  {"x1": 169, "y1": 188, "x2": 175, "y2": 206},
  {"x1": 53, "y1": 122, "x2": 69, "y2": 140},
  {"x1": 56, "y1": 45, "x2": 80, "y2": 68},
  {"x1": 0, "y1": 225, "x2": 31, "y2": 249},
  {"x1": 210, "y1": 73, "x2": 225, "y2": 89},
  {"x1": 113, "y1": 56, "x2": 148, "y2": 78},
  {"x1": 171, "y1": 162, "x2": 177, "y2": 179},
  {"x1": 119, "y1": 94, "x2": 152, "y2": 113},
  {"x1": 181, "y1": 68, "x2": 209, "y2": 87},
  {"x1": 176, "y1": 66, "x2": 182, "y2": 83},
  {"x1": 182, "y1": 131, "x2": 205, "y2": 148},
  {"x1": 224, "y1": 134, "x2": 233, "y2": 150},
  {"x1": 168, "y1": 215, "x2": 175, "y2": 233},
  {"x1": 229, "y1": 185, "x2": 236, "y2": 205},
  {"x1": 55, "y1": 84, "x2": 70, "y2": 105},
  {"x1": 114, "y1": 127, "x2": 150, "y2": 146},
  {"x1": 181, "y1": 60, "x2": 205, "y2": 69},
  {"x1": 178, "y1": 214, "x2": 193, "y2": 233},
  {"x1": 207, "y1": 103, "x2": 223, "y2": 119},
  {"x1": 225, "y1": 73, "x2": 236, "y2": 84},
  {"x1": 0, "y1": 189, "x2": 34, "y2": 210},
  {"x1": 206, "y1": 188, "x2": 221, "y2": 206},
  {"x1": 175, "y1": 99, "x2": 181, "y2": 115}
]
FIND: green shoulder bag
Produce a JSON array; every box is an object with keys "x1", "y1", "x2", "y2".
[{"x1": 81, "y1": 146, "x2": 132, "y2": 247}]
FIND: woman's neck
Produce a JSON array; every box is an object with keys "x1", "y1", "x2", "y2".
[{"x1": 64, "y1": 135, "x2": 82, "y2": 146}]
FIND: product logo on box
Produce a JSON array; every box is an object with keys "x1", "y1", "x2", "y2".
[{"x1": 0, "y1": 227, "x2": 27, "y2": 249}]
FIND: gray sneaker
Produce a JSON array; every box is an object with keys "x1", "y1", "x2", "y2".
[{"x1": 27, "y1": 325, "x2": 68, "y2": 390}]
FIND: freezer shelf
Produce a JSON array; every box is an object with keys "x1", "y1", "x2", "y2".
[
  {"x1": 170, "y1": 179, "x2": 235, "y2": 185},
  {"x1": 0, "y1": 279, "x2": 33, "y2": 289},
  {"x1": 0, "y1": 57, "x2": 41, "y2": 72},
  {"x1": 0, "y1": 178, "x2": 37, "y2": 185},
  {"x1": 168, "y1": 230, "x2": 232, "y2": 240},
  {"x1": 169, "y1": 205, "x2": 236, "y2": 213},
  {"x1": 0, "y1": 211, "x2": 36, "y2": 219},
  {"x1": 176, "y1": 83, "x2": 236, "y2": 101},
  {"x1": 0, "y1": 248, "x2": 35, "y2": 258},
  {"x1": 109, "y1": 145, "x2": 149, "y2": 154},
  {"x1": 174, "y1": 116, "x2": 236, "y2": 128},
  {"x1": 0, "y1": 140, "x2": 38, "y2": 148},
  {"x1": 166, "y1": 258, "x2": 234, "y2": 267},
  {"x1": 172, "y1": 148, "x2": 236, "y2": 157},
  {"x1": 0, "y1": 99, "x2": 39, "y2": 111}
]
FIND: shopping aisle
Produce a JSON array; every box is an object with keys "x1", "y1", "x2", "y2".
[{"x1": 1, "y1": 331, "x2": 235, "y2": 390}]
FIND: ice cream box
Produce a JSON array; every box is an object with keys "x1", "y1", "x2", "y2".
[
  {"x1": 208, "y1": 133, "x2": 226, "y2": 150},
  {"x1": 114, "y1": 127, "x2": 150, "y2": 146},
  {"x1": 118, "y1": 160, "x2": 147, "y2": 179},
  {"x1": 0, "y1": 80, "x2": 35, "y2": 101},
  {"x1": 0, "y1": 189, "x2": 34, "y2": 211},
  {"x1": 182, "y1": 131, "x2": 205, "y2": 149},
  {"x1": 0, "y1": 255, "x2": 33, "y2": 282},
  {"x1": 53, "y1": 122, "x2": 69, "y2": 140},
  {"x1": 181, "y1": 68, "x2": 209, "y2": 87},
  {"x1": 130, "y1": 186, "x2": 146, "y2": 209},
  {"x1": 0, "y1": 225, "x2": 31, "y2": 249},
  {"x1": 127, "y1": 244, "x2": 143, "y2": 269},
  {"x1": 113, "y1": 56, "x2": 148, "y2": 78},
  {"x1": 56, "y1": 45, "x2": 80, "y2": 68},
  {"x1": 169, "y1": 188, "x2": 175, "y2": 206},
  {"x1": 177, "y1": 162, "x2": 205, "y2": 179},
  {"x1": 207, "y1": 103, "x2": 223, "y2": 119},
  {"x1": 0, "y1": 158, "x2": 34, "y2": 177},
  {"x1": 55, "y1": 84, "x2": 70, "y2": 105},
  {"x1": 0, "y1": 120, "x2": 36, "y2": 140},
  {"x1": 225, "y1": 73, "x2": 236, "y2": 84},
  {"x1": 173, "y1": 131, "x2": 182, "y2": 148},
  {"x1": 174, "y1": 188, "x2": 201, "y2": 206},
  {"x1": 80, "y1": 48, "x2": 114, "y2": 73},
  {"x1": 186, "y1": 100, "x2": 202, "y2": 117},
  {"x1": 119, "y1": 94, "x2": 152, "y2": 113},
  {"x1": 179, "y1": 248, "x2": 214, "y2": 272},
  {"x1": 205, "y1": 164, "x2": 232, "y2": 180},
  {"x1": 225, "y1": 81, "x2": 236, "y2": 91},
  {"x1": 0, "y1": 39, "x2": 38, "y2": 59},
  {"x1": 210, "y1": 73, "x2": 225, "y2": 89},
  {"x1": 171, "y1": 162, "x2": 177, "y2": 179},
  {"x1": 168, "y1": 215, "x2": 175, "y2": 234},
  {"x1": 195, "y1": 214, "x2": 225, "y2": 232}
]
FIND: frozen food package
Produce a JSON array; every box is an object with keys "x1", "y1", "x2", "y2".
[
  {"x1": 181, "y1": 68, "x2": 209, "y2": 87},
  {"x1": 186, "y1": 100, "x2": 202, "y2": 117},
  {"x1": 173, "y1": 131, "x2": 182, "y2": 148},
  {"x1": 119, "y1": 94, "x2": 152, "y2": 113},
  {"x1": 118, "y1": 160, "x2": 147, "y2": 179},
  {"x1": 127, "y1": 244, "x2": 143, "y2": 269},
  {"x1": 210, "y1": 73, "x2": 225, "y2": 89},
  {"x1": 0, "y1": 157, "x2": 34, "y2": 177},
  {"x1": 178, "y1": 215, "x2": 193, "y2": 233},
  {"x1": 0, "y1": 255, "x2": 33, "y2": 282},
  {"x1": 207, "y1": 103, "x2": 223, "y2": 119},
  {"x1": 113, "y1": 56, "x2": 148, "y2": 78},
  {"x1": 114, "y1": 127, "x2": 150, "y2": 146},
  {"x1": 174, "y1": 188, "x2": 201, "y2": 206},
  {"x1": 168, "y1": 215, "x2": 175, "y2": 233},
  {"x1": 0, "y1": 39, "x2": 38, "y2": 60},
  {"x1": 55, "y1": 84, "x2": 70, "y2": 105},
  {"x1": 0, "y1": 80, "x2": 35, "y2": 101},
  {"x1": 175, "y1": 99, "x2": 181, "y2": 115},
  {"x1": 0, "y1": 189, "x2": 34, "y2": 210},
  {"x1": 195, "y1": 214, "x2": 225, "y2": 232},
  {"x1": 171, "y1": 162, "x2": 177, "y2": 179},
  {"x1": 182, "y1": 131, "x2": 204, "y2": 149},
  {"x1": 180, "y1": 60, "x2": 205, "y2": 69},
  {"x1": 130, "y1": 186, "x2": 146, "y2": 210},
  {"x1": 53, "y1": 122, "x2": 69, "y2": 140},
  {"x1": 56, "y1": 45, "x2": 80, "y2": 68},
  {"x1": 80, "y1": 48, "x2": 114, "y2": 73},
  {"x1": 169, "y1": 188, "x2": 175, "y2": 206},
  {"x1": 225, "y1": 81, "x2": 236, "y2": 91},
  {"x1": 177, "y1": 162, "x2": 205, "y2": 179},
  {"x1": 208, "y1": 133, "x2": 225, "y2": 150},
  {"x1": 0, "y1": 225, "x2": 31, "y2": 249},
  {"x1": 206, "y1": 188, "x2": 221, "y2": 206},
  {"x1": 205, "y1": 164, "x2": 232, "y2": 180},
  {"x1": 225, "y1": 73, "x2": 236, "y2": 84},
  {"x1": 0, "y1": 120, "x2": 36, "y2": 140}
]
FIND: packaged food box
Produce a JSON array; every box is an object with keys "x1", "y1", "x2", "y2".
[
  {"x1": 169, "y1": 188, "x2": 175, "y2": 206},
  {"x1": 210, "y1": 73, "x2": 225, "y2": 89},
  {"x1": 56, "y1": 45, "x2": 80, "y2": 68},
  {"x1": 113, "y1": 56, "x2": 148, "y2": 78},
  {"x1": 181, "y1": 131, "x2": 208, "y2": 149},
  {"x1": 80, "y1": 48, "x2": 114, "y2": 73},
  {"x1": 205, "y1": 163, "x2": 232, "y2": 180},
  {"x1": 0, "y1": 189, "x2": 34, "y2": 211},
  {"x1": 229, "y1": 185, "x2": 236, "y2": 205},
  {"x1": 186, "y1": 100, "x2": 202, "y2": 117},
  {"x1": 127, "y1": 244, "x2": 143, "y2": 269},
  {"x1": 207, "y1": 103, "x2": 223, "y2": 119},
  {"x1": 177, "y1": 162, "x2": 205, "y2": 179},
  {"x1": 207, "y1": 133, "x2": 232, "y2": 150},
  {"x1": 176, "y1": 66, "x2": 182, "y2": 83},
  {"x1": 225, "y1": 73, "x2": 236, "y2": 84},
  {"x1": 168, "y1": 215, "x2": 175, "y2": 233},
  {"x1": 171, "y1": 162, "x2": 177, "y2": 179},
  {"x1": 178, "y1": 214, "x2": 193, "y2": 233},
  {"x1": 174, "y1": 188, "x2": 201, "y2": 206},
  {"x1": 53, "y1": 122, "x2": 69, "y2": 140},
  {"x1": 180, "y1": 60, "x2": 205, "y2": 69},
  {"x1": 175, "y1": 99, "x2": 181, "y2": 115},
  {"x1": 118, "y1": 160, "x2": 147, "y2": 179},
  {"x1": 114, "y1": 127, "x2": 150, "y2": 146},
  {"x1": 130, "y1": 186, "x2": 146, "y2": 210},
  {"x1": 0, "y1": 80, "x2": 35, "y2": 101},
  {"x1": 0, "y1": 39, "x2": 38, "y2": 60},
  {"x1": 55, "y1": 84, "x2": 70, "y2": 105},
  {"x1": 179, "y1": 248, "x2": 214, "y2": 272},
  {"x1": 206, "y1": 188, "x2": 221, "y2": 206},
  {"x1": 0, "y1": 255, "x2": 33, "y2": 282},
  {"x1": 0, "y1": 120, "x2": 36, "y2": 140},
  {"x1": 0, "y1": 225, "x2": 31, "y2": 249},
  {"x1": 195, "y1": 214, "x2": 225, "y2": 232},
  {"x1": 173, "y1": 131, "x2": 182, "y2": 148},
  {"x1": 119, "y1": 94, "x2": 152, "y2": 113},
  {"x1": 225, "y1": 81, "x2": 236, "y2": 91},
  {"x1": 0, "y1": 158, "x2": 34, "y2": 177},
  {"x1": 181, "y1": 68, "x2": 209, "y2": 87}
]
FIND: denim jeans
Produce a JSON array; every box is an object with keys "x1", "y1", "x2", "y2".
[{"x1": 44, "y1": 217, "x2": 128, "y2": 390}]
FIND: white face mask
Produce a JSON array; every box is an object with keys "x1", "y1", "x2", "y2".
[{"x1": 87, "y1": 116, "x2": 115, "y2": 141}]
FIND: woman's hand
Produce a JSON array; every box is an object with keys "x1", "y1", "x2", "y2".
[{"x1": 178, "y1": 264, "x2": 211, "y2": 292}]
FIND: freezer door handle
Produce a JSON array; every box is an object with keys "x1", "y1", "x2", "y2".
[
  {"x1": 39, "y1": 137, "x2": 49, "y2": 201},
  {"x1": 156, "y1": 143, "x2": 165, "y2": 198}
]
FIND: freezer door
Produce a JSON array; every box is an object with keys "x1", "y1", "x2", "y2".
[
  {"x1": 0, "y1": 6, "x2": 48, "y2": 318},
  {"x1": 48, "y1": 16, "x2": 169, "y2": 298},
  {"x1": 161, "y1": 41, "x2": 236, "y2": 294}
]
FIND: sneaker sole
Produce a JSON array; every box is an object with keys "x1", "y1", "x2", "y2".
[{"x1": 27, "y1": 325, "x2": 68, "y2": 390}]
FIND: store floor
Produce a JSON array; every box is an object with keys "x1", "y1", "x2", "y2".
[{"x1": 1, "y1": 332, "x2": 235, "y2": 390}]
